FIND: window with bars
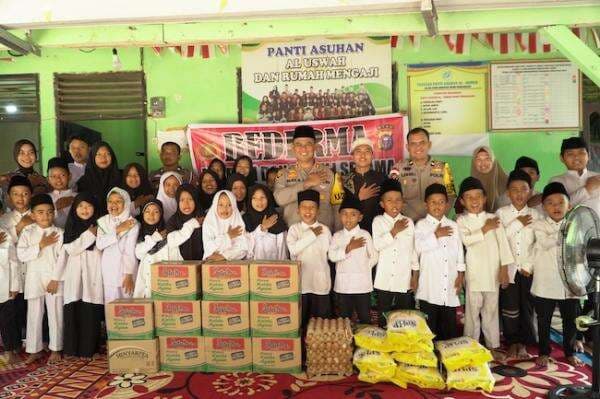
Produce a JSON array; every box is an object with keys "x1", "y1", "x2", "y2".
[
  {"x1": 54, "y1": 72, "x2": 146, "y2": 121},
  {"x1": 0, "y1": 74, "x2": 40, "y2": 122}
]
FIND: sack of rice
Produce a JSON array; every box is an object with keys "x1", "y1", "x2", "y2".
[
  {"x1": 391, "y1": 362, "x2": 446, "y2": 390},
  {"x1": 385, "y1": 310, "x2": 434, "y2": 353},
  {"x1": 436, "y1": 336, "x2": 493, "y2": 371},
  {"x1": 445, "y1": 364, "x2": 495, "y2": 393}
]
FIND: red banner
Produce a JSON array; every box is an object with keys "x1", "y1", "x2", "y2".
[{"x1": 186, "y1": 114, "x2": 407, "y2": 181}]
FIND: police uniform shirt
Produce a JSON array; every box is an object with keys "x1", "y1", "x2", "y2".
[
  {"x1": 390, "y1": 158, "x2": 456, "y2": 222},
  {"x1": 273, "y1": 163, "x2": 337, "y2": 231}
]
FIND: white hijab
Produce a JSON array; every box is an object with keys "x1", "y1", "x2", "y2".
[
  {"x1": 98, "y1": 187, "x2": 132, "y2": 236},
  {"x1": 156, "y1": 171, "x2": 182, "y2": 223},
  {"x1": 204, "y1": 190, "x2": 245, "y2": 236}
]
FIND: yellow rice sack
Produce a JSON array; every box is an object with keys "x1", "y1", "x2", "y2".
[
  {"x1": 391, "y1": 351, "x2": 438, "y2": 368},
  {"x1": 385, "y1": 310, "x2": 434, "y2": 353},
  {"x1": 435, "y1": 337, "x2": 493, "y2": 371},
  {"x1": 353, "y1": 349, "x2": 396, "y2": 383},
  {"x1": 354, "y1": 325, "x2": 392, "y2": 352},
  {"x1": 391, "y1": 362, "x2": 446, "y2": 390},
  {"x1": 445, "y1": 364, "x2": 495, "y2": 393}
]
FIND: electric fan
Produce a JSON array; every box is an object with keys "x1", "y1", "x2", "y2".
[{"x1": 549, "y1": 205, "x2": 600, "y2": 399}]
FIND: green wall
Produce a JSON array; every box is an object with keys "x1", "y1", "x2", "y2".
[{"x1": 0, "y1": 35, "x2": 581, "y2": 191}]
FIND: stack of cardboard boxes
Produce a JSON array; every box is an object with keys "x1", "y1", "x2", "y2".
[
  {"x1": 106, "y1": 298, "x2": 159, "y2": 374},
  {"x1": 152, "y1": 261, "x2": 205, "y2": 372},
  {"x1": 107, "y1": 259, "x2": 302, "y2": 374},
  {"x1": 249, "y1": 261, "x2": 302, "y2": 374}
]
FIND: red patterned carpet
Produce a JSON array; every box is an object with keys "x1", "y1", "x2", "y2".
[{"x1": 0, "y1": 342, "x2": 593, "y2": 399}]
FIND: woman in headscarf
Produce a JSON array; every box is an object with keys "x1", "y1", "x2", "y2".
[
  {"x1": 134, "y1": 198, "x2": 182, "y2": 298},
  {"x1": 96, "y1": 187, "x2": 140, "y2": 304},
  {"x1": 166, "y1": 184, "x2": 205, "y2": 261},
  {"x1": 120, "y1": 163, "x2": 154, "y2": 217},
  {"x1": 61, "y1": 192, "x2": 103, "y2": 359},
  {"x1": 233, "y1": 155, "x2": 257, "y2": 187},
  {"x1": 208, "y1": 158, "x2": 227, "y2": 188},
  {"x1": 197, "y1": 169, "x2": 221, "y2": 211},
  {"x1": 1, "y1": 139, "x2": 49, "y2": 197},
  {"x1": 77, "y1": 142, "x2": 121, "y2": 214},
  {"x1": 156, "y1": 171, "x2": 182, "y2": 223},
  {"x1": 226, "y1": 173, "x2": 249, "y2": 214},
  {"x1": 470, "y1": 146, "x2": 508, "y2": 213},
  {"x1": 202, "y1": 190, "x2": 249, "y2": 261},
  {"x1": 243, "y1": 184, "x2": 288, "y2": 260}
]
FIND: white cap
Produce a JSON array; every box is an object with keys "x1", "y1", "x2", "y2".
[{"x1": 350, "y1": 138, "x2": 374, "y2": 153}]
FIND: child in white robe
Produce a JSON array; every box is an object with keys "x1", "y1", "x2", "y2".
[
  {"x1": 96, "y1": 187, "x2": 140, "y2": 304},
  {"x1": 47, "y1": 157, "x2": 76, "y2": 229},
  {"x1": 0, "y1": 220, "x2": 21, "y2": 364},
  {"x1": 156, "y1": 171, "x2": 182, "y2": 223},
  {"x1": 17, "y1": 194, "x2": 64, "y2": 364},
  {"x1": 202, "y1": 190, "x2": 249, "y2": 261}
]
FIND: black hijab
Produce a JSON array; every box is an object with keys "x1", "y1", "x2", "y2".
[
  {"x1": 13, "y1": 139, "x2": 38, "y2": 176},
  {"x1": 208, "y1": 158, "x2": 227, "y2": 188},
  {"x1": 121, "y1": 162, "x2": 153, "y2": 201},
  {"x1": 77, "y1": 141, "x2": 121, "y2": 213},
  {"x1": 138, "y1": 198, "x2": 165, "y2": 241},
  {"x1": 64, "y1": 192, "x2": 99, "y2": 250},
  {"x1": 226, "y1": 173, "x2": 248, "y2": 213},
  {"x1": 166, "y1": 184, "x2": 204, "y2": 260},
  {"x1": 243, "y1": 184, "x2": 287, "y2": 234},
  {"x1": 197, "y1": 169, "x2": 221, "y2": 211},
  {"x1": 233, "y1": 155, "x2": 257, "y2": 187}
]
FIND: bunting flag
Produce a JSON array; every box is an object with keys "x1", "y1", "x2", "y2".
[
  {"x1": 150, "y1": 44, "x2": 227, "y2": 58},
  {"x1": 443, "y1": 33, "x2": 470, "y2": 54}
]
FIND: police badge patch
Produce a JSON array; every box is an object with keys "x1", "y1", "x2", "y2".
[{"x1": 377, "y1": 124, "x2": 394, "y2": 151}]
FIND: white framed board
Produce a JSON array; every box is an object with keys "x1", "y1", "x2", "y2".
[{"x1": 490, "y1": 60, "x2": 581, "y2": 131}]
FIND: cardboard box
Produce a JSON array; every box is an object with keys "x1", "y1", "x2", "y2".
[
  {"x1": 202, "y1": 262, "x2": 249, "y2": 301},
  {"x1": 249, "y1": 261, "x2": 300, "y2": 301},
  {"x1": 154, "y1": 300, "x2": 202, "y2": 336},
  {"x1": 250, "y1": 300, "x2": 300, "y2": 337},
  {"x1": 108, "y1": 339, "x2": 159, "y2": 374},
  {"x1": 205, "y1": 337, "x2": 252, "y2": 372},
  {"x1": 106, "y1": 299, "x2": 154, "y2": 340},
  {"x1": 159, "y1": 336, "x2": 206, "y2": 372},
  {"x1": 151, "y1": 261, "x2": 202, "y2": 300},
  {"x1": 201, "y1": 301, "x2": 249, "y2": 337},
  {"x1": 252, "y1": 337, "x2": 302, "y2": 373}
]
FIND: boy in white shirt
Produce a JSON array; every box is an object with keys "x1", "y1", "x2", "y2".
[
  {"x1": 415, "y1": 183, "x2": 464, "y2": 340},
  {"x1": 287, "y1": 189, "x2": 332, "y2": 327},
  {"x1": 0, "y1": 199, "x2": 22, "y2": 364},
  {"x1": 328, "y1": 191, "x2": 378, "y2": 324},
  {"x1": 550, "y1": 137, "x2": 600, "y2": 216},
  {"x1": 47, "y1": 157, "x2": 76, "y2": 229},
  {"x1": 457, "y1": 177, "x2": 514, "y2": 361},
  {"x1": 496, "y1": 170, "x2": 542, "y2": 359},
  {"x1": 525, "y1": 182, "x2": 583, "y2": 368},
  {"x1": 17, "y1": 194, "x2": 64, "y2": 364},
  {"x1": 372, "y1": 179, "x2": 419, "y2": 326}
]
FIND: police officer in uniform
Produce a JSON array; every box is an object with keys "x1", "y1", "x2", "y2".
[
  {"x1": 390, "y1": 127, "x2": 456, "y2": 221},
  {"x1": 274, "y1": 125, "x2": 339, "y2": 231}
]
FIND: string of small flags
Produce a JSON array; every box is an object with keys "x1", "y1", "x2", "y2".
[
  {"x1": 150, "y1": 44, "x2": 230, "y2": 58},
  {"x1": 390, "y1": 27, "x2": 597, "y2": 55}
]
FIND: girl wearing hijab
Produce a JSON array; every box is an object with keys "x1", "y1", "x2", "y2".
[
  {"x1": 208, "y1": 158, "x2": 227, "y2": 187},
  {"x1": 166, "y1": 185, "x2": 205, "y2": 261},
  {"x1": 120, "y1": 163, "x2": 153, "y2": 217},
  {"x1": 471, "y1": 146, "x2": 508, "y2": 213},
  {"x1": 243, "y1": 184, "x2": 288, "y2": 260},
  {"x1": 156, "y1": 171, "x2": 182, "y2": 223},
  {"x1": 59, "y1": 192, "x2": 104, "y2": 359},
  {"x1": 197, "y1": 169, "x2": 220, "y2": 211},
  {"x1": 233, "y1": 155, "x2": 257, "y2": 186},
  {"x1": 226, "y1": 173, "x2": 249, "y2": 214},
  {"x1": 134, "y1": 199, "x2": 182, "y2": 298},
  {"x1": 76, "y1": 142, "x2": 121, "y2": 215},
  {"x1": 202, "y1": 190, "x2": 249, "y2": 261},
  {"x1": 96, "y1": 187, "x2": 140, "y2": 304},
  {"x1": 1, "y1": 139, "x2": 49, "y2": 197}
]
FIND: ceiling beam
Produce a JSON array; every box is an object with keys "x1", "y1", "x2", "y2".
[
  {"x1": 421, "y1": 0, "x2": 438, "y2": 36},
  {"x1": 539, "y1": 25, "x2": 600, "y2": 87},
  {"x1": 0, "y1": 28, "x2": 40, "y2": 55}
]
